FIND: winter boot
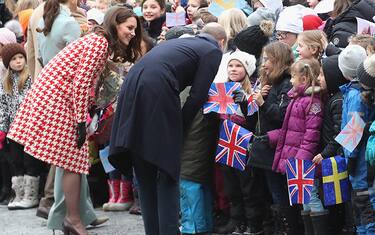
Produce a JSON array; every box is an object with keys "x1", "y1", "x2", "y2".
[
  {"x1": 17, "y1": 175, "x2": 40, "y2": 209},
  {"x1": 216, "y1": 219, "x2": 239, "y2": 234},
  {"x1": 270, "y1": 204, "x2": 286, "y2": 235},
  {"x1": 108, "y1": 179, "x2": 133, "y2": 211},
  {"x1": 129, "y1": 189, "x2": 141, "y2": 215},
  {"x1": 310, "y1": 210, "x2": 330, "y2": 235},
  {"x1": 280, "y1": 206, "x2": 302, "y2": 235},
  {"x1": 8, "y1": 176, "x2": 24, "y2": 210},
  {"x1": 301, "y1": 210, "x2": 313, "y2": 235},
  {"x1": 102, "y1": 179, "x2": 120, "y2": 211}
]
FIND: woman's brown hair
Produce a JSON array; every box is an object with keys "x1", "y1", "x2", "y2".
[
  {"x1": 37, "y1": 0, "x2": 69, "y2": 36},
  {"x1": 94, "y1": 6, "x2": 143, "y2": 63},
  {"x1": 332, "y1": 0, "x2": 354, "y2": 18},
  {"x1": 259, "y1": 41, "x2": 294, "y2": 85}
]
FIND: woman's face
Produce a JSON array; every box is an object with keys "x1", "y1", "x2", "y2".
[
  {"x1": 116, "y1": 17, "x2": 137, "y2": 46},
  {"x1": 9, "y1": 53, "x2": 26, "y2": 72},
  {"x1": 228, "y1": 59, "x2": 246, "y2": 82},
  {"x1": 261, "y1": 52, "x2": 273, "y2": 77},
  {"x1": 187, "y1": 0, "x2": 200, "y2": 20},
  {"x1": 142, "y1": 0, "x2": 164, "y2": 22}
]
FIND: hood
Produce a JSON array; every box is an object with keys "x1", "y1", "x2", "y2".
[
  {"x1": 288, "y1": 84, "x2": 321, "y2": 98},
  {"x1": 322, "y1": 55, "x2": 348, "y2": 94}
]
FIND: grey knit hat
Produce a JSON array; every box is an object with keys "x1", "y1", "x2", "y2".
[
  {"x1": 247, "y1": 7, "x2": 275, "y2": 27},
  {"x1": 338, "y1": 45, "x2": 367, "y2": 79},
  {"x1": 357, "y1": 54, "x2": 375, "y2": 88}
]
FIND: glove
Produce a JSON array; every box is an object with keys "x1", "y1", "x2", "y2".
[
  {"x1": 233, "y1": 89, "x2": 247, "y2": 104},
  {"x1": 347, "y1": 157, "x2": 357, "y2": 177},
  {"x1": 76, "y1": 122, "x2": 87, "y2": 149},
  {"x1": 0, "y1": 131, "x2": 6, "y2": 150}
]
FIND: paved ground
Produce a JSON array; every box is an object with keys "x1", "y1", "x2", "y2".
[{"x1": 0, "y1": 205, "x2": 145, "y2": 235}]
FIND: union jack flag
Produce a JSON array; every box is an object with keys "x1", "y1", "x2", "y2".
[
  {"x1": 247, "y1": 95, "x2": 259, "y2": 116},
  {"x1": 215, "y1": 120, "x2": 253, "y2": 171},
  {"x1": 203, "y1": 82, "x2": 241, "y2": 115},
  {"x1": 286, "y1": 158, "x2": 316, "y2": 205},
  {"x1": 335, "y1": 112, "x2": 365, "y2": 153}
]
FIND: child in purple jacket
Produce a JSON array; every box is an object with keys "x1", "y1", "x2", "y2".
[{"x1": 268, "y1": 58, "x2": 324, "y2": 234}]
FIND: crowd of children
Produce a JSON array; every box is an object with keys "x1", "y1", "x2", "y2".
[{"x1": 0, "y1": 0, "x2": 375, "y2": 234}]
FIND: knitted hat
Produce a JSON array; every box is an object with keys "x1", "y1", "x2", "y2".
[
  {"x1": 165, "y1": 26, "x2": 195, "y2": 40},
  {"x1": 4, "y1": 20, "x2": 23, "y2": 38},
  {"x1": 87, "y1": 8, "x2": 105, "y2": 25},
  {"x1": 338, "y1": 45, "x2": 367, "y2": 79},
  {"x1": 227, "y1": 50, "x2": 257, "y2": 77},
  {"x1": 276, "y1": 5, "x2": 304, "y2": 34},
  {"x1": 357, "y1": 54, "x2": 375, "y2": 89},
  {"x1": 313, "y1": 0, "x2": 334, "y2": 14},
  {"x1": 1, "y1": 43, "x2": 26, "y2": 69},
  {"x1": 0, "y1": 28, "x2": 16, "y2": 46},
  {"x1": 247, "y1": 7, "x2": 275, "y2": 27},
  {"x1": 234, "y1": 20, "x2": 274, "y2": 59},
  {"x1": 322, "y1": 55, "x2": 347, "y2": 94},
  {"x1": 302, "y1": 15, "x2": 323, "y2": 31}
]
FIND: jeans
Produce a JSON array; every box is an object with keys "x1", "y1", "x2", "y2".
[
  {"x1": 303, "y1": 180, "x2": 324, "y2": 212},
  {"x1": 265, "y1": 170, "x2": 289, "y2": 206}
]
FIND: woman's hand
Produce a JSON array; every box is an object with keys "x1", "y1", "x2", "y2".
[
  {"x1": 261, "y1": 85, "x2": 272, "y2": 96},
  {"x1": 254, "y1": 92, "x2": 265, "y2": 106},
  {"x1": 312, "y1": 153, "x2": 324, "y2": 165}
]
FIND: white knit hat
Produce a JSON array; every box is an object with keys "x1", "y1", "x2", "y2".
[
  {"x1": 338, "y1": 45, "x2": 367, "y2": 79},
  {"x1": 87, "y1": 8, "x2": 105, "y2": 25},
  {"x1": 276, "y1": 5, "x2": 304, "y2": 34},
  {"x1": 227, "y1": 50, "x2": 257, "y2": 77}
]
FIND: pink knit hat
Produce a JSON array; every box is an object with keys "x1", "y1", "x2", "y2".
[{"x1": 0, "y1": 28, "x2": 17, "y2": 45}]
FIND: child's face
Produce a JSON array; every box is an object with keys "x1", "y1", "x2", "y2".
[
  {"x1": 142, "y1": 0, "x2": 164, "y2": 22},
  {"x1": 88, "y1": 20, "x2": 98, "y2": 32},
  {"x1": 187, "y1": 0, "x2": 200, "y2": 21},
  {"x1": 227, "y1": 59, "x2": 246, "y2": 82},
  {"x1": 307, "y1": 0, "x2": 319, "y2": 8},
  {"x1": 296, "y1": 39, "x2": 316, "y2": 59},
  {"x1": 318, "y1": 67, "x2": 327, "y2": 91},
  {"x1": 9, "y1": 53, "x2": 25, "y2": 72},
  {"x1": 261, "y1": 52, "x2": 273, "y2": 77},
  {"x1": 252, "y1": 0, "x2": 264, "y2": 9},
  {"x1": 290, "y1": 71, "x2": 306, "y2": 88}
]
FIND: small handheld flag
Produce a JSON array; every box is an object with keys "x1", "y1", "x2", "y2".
[
  {"x1": 335, "y1": 112, "x2": 365, "y2": 153},
  {"x1": 286, "y1": 158, "x2": 316, "y2": 205},
  {"x1": 322, "y1": 156, "x2": 350, "y2": 206},
  {"x1": 166, "y1": 12, "x2": 186, "y2": 27},
  {"x1": 203, "y1": 82, "x2": 241, "y2": 115},
  {"x1": 215, "y1": 119, "x2": 253, "y2": 171}
]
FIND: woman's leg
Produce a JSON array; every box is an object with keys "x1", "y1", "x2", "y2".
[{"x1": 62, "y1": 170, "x2": 87, "y2": 234}]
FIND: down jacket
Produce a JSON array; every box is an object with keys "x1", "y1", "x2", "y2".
[
  {"x1": 268, "y1": 85, "x2": 324, "y2": 173},
  {"x1": 324, "y1": 0, "x2": 375, "y2": 48}
]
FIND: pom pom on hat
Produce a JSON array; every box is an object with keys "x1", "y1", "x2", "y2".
[
  {"x1": 358, "y1": 54, "x2": 375, "y2": 89},
  {"x1": 338, "y1": 45, "x2": 367, "y2": 79},
  {"x1": 234, "y1": 20, "x2": 274, "y2": 59},
  {"x1": 0, "y1": 28, "x2": 17, "y2": 46},
  {"x1": 303, "y1": 15, "x2": 323, "y2": 31},
  {"x1": 1, "y1": 43, "x2": 26, "y2": 69},
  {"x1": 227, "y1": 50, "x2": 257, "y2": 77}
]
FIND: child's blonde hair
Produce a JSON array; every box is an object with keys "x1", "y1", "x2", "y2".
[
  {"x1": 291, "y1": 58, "x2": 321, "y2": 97},
  {"x1": 218, "y1": 8, "x2": 248, "y2": 51},
  {"x1": 349, "y1": 34, "x2": 373, "y2": 50},
  {"x1": 3, "y1": 59, "x2": 29, "y2": 95},
  {"x1": 298, "y1": 30, "x2": 328, "y2": 60}
]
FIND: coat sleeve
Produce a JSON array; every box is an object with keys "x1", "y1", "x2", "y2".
[
  {"x1": 295, "y1": 101, "x2": 324, "y2": 160},
  {"x1": 62, "y1": 20, "x2": 81, "y2": 45},
  {"x1": 181, "y1": 49, "x2": 222, "y2": 131},
  {"x1": 72, "y1": 36, "x2": 108, "y2": 124},
  {"x1": 321, "y1": 98, "x2": 343, "y2": 158},
  {"x1": 0, "y1": 83, "x2": 9, "y2": 132},
  {"x1": 260, "y1": 80, "x2": 292, "y2": 126}
]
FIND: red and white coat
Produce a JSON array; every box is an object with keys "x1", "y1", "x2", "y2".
[{"x1": 7, "y1": 33, "x2": 108, "y2": 174}]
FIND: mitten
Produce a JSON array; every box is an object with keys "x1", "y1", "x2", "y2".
[
  {"x1": 76, "y1": 122, "x2": 87, "y2": 149},
  {"x1": 233, "y1": 89, "x2": 247, "y2": 104}
]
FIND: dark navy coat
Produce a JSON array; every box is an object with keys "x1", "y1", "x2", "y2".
[{"x1": 108, "y1": 34, "x2": 222, "y2": 180}]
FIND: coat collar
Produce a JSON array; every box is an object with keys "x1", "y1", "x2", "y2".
[
  {"x1": 196, "y1": 33, "x2": 220, "y2": 49},
  {"x1": 288, "y1": 85, "x2": 321, "y2": 98}
]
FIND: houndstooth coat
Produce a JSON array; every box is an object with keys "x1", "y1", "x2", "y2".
[{"x1": 7, "y1": 33, "x2": 108, "y2": 174}]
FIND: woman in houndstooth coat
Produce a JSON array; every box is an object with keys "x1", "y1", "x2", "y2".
[{"x1": 7, "y1": 6, "x2": 143, "y2": 234}]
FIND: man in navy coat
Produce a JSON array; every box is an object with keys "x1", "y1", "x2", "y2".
[{"x1": 109, "y1": 23, "x2": 226, "y2": 235}]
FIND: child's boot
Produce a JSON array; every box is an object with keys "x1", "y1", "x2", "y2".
[
  {"x1": 301, "y1": 210, "x2": 313, "y2": 235},
  {"x1": 18, "y1": 175, "x2": 39, "y2": 209},
  {"x1": 103, "y1": 179, "x2": 120, "y2": 211},
  {"x1": 8, "y1": 176, "x2": 24, "y2": 210},
  {"x1": 110, "y1": 179, "x2": 133, "y2": 211},
  {"x1": 310, "y1": 210, "x2": 329, "y2": 235}
]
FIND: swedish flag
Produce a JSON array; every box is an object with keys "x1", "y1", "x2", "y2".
[{"x1": 322, "y1": 156, "x2": 350, "y2": 206}]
